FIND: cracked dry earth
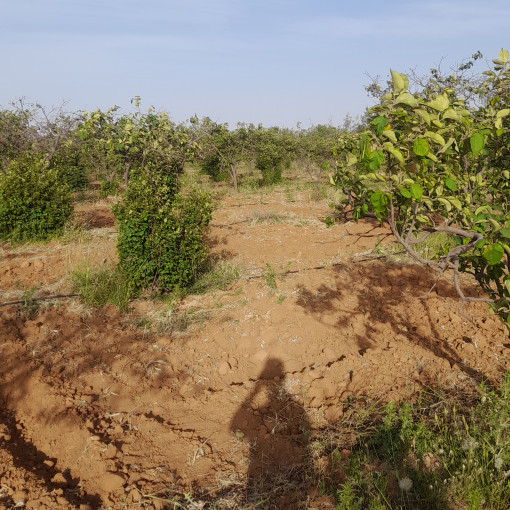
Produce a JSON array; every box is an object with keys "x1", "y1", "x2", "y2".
[{"x1": 0, "y1": 190, "x2": 509, "y2": 509}]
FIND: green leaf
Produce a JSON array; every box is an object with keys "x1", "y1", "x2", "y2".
[
  {"x1": 475, "y1": 205, "x2": 491, "y2": 215},
  {"x1": 484, "y1": 243, "x2": 504, "y2": 265},
  {"x1": 437, "y1": 137, "x2": 456, "y2": 154},
  {"x1": 410, "y1": 182, "x2": 423, "y2": 201},
  {"x1": 346, "y1": 153, "x2": 358, "y2": 166},
  {"x1": 399, "y1": 187, "x2": 412, "y2": 198},
  {"x1": 372, "y1": 116, "x2": 389, "y2": 135},
  {"x1": 425, "y1": 131, "x2": 446, "y2": 146},
  {"x1": 414, "y1": 108, "x2": 431, "y2": 126},
  {"x1": 444, "y1": 178, "x2": 457, "y2": 191},
  {"x1": 499, "y1": 228, "x2": 510, "y2": 238},
  {"x1": 390, "y1": 70, "x2": 407, "y2": 94},
  {"x1": 437, "y1": 197, "x2": 452, "y2": 211},
  {"x1": 413, "y1": 138, "x2": 429, "y2": 157},
  {"x1": 470, "y1": 132, "x2": 485, "y2": 155},
  {"x1": 428, "y1": 94, "x2": 450, "y2": 112},
  {"x1": 368, "y1": 151, "x2": 384, "y2": 170},
  {"x1": 382, "y1": 142, "x2": 405, "y2": 166},
  {"x1": 381, "y1": 130, "x2": 398, "y2": 143},
  {"x1": 496, "y1": 108, "x2": 510, "y2": 118},
  {"x1": 416, "y1": 214, "x2": 430, "y2": 223},
  {"x1": 446, "y1": 196, "x2": 462, "y2": 211},
  {"x1": 370, "y1": 191, "x2": 389, "y2": 215},
  {"x1": 498, "y1": 48, "x2": 509, "y2": 62},
  {"x1": 489, "y1": 218, "x2": 501, "y2": 230},
  {"x1": 442, "y1": 109, "x2": 461, "y2": 121},
  {"x1": 395, "y1": 92, "x2": 418, "y2": 108}
]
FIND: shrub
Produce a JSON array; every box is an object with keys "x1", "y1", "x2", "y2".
[
  {"x1": 256, "y1": 154, "x2": 283, "y2": 186},
  {"x1": 0, "y1": 154, "x2": 73, "y2": 242},
  {"x1": 99, "y1": 178, "x2": 120, "y2": 198},
  {"x1": 331, "y1": 374, "x2": 510, "y2": 510},
  {"x1": 52, "y1": 147, "x2": 89, "y2": 191},
  {"x1": 113, "y1": 164, "x2": 212, "y2": 294},
  {"x1": 199, "y1": 153, "x2": 228, "y2": 182}
]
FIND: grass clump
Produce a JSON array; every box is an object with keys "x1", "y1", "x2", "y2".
[
  {"x1": 71, "y1": 264, "x2": 131, "y2": 311},
  {"x1": 414, "y1": 231, "x2": 455, "y2": 260},
  {"x1": 189, "y1": 259, "x2": 241, "y2": 294},
  {"x1": 249, "y1": 210, "x2": 288, "y2": 225},
  {"x1": 261, "y1": 262, "x2": 291, "y2": 290}
]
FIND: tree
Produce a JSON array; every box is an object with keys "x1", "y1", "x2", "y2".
[
  {"x1": 79, "y1": 98, "x2": 195, "y2": 189},
  {"x1": 332, "y1": 49, "x2": 510, "y2": 320}
]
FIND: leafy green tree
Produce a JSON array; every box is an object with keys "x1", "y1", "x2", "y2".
[
  {"x1": 332, "y1": 49, "x2": 510, "y2": 320},
  {"x1": 200, "y1": 122, "x2": 251, "y2": 191},
  {"x1": 295, "y1": 124, "x2": 341, "y2": 199},
  {"x1": 79, "y1": 98, "x2": 195, "y2": 189}
]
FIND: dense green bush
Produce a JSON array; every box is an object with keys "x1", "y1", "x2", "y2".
[
  {"x1": 52, "y1": 140, "x2": 89, "y2": 191},
  {"x1": 0, "y1": 154, "x2": 73, "y2": 242},
  {"x1": 113, "y1": 164, "x2": 212, "y2": 294},
  {"x1": 199, "y1": 153, "x2": 227, "y2": 182},
  {"x1": 254, "y1": 127, "x2": 295, "y2": 186},
  {"x1": 99, "y1": 178, "x2": 120, "y2": 198}
]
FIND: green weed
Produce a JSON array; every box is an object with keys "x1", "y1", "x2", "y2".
[
  {"x1": 331, "y1": 375, "x2": 510, "y2": 510},
  {"x1": 261, "y1": 262, "x2": 291, "y2": 290},
  {"x1": 18, "y1": 285, "x2": 39, "y2": 318}
]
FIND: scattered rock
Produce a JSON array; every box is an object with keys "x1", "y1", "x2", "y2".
[
  {"x1": 98, "y1": 472, "x2": 125, "y2": 493},
  {"x1": 218, "y1": 361, "x2": 230, "y2": 375},
  {"x1": 50, "y1": 473, "x2": 67, "y2": 484},
  {"x1": 12, "y1": 490, "x2": 28, "y2": 504},
  {"x1": 129, "y1": 488, "x2": 142, "y2": 502},
  {"x1": 252, "y1": 350, "x2": 268, "y2": 363},
  {"x1": 104, "y1": 444, "x2": 118, "y2": 459},
  {"x1": 33, "y1": 259, "x2": 44, "y2": 270}
]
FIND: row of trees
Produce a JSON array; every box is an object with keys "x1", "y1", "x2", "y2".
[
  {"x1": 0, "y1": 96, "x2": 350, "y2": 295},
  {"x1": 0, "y1": 98, "x2": 355, "y2": 196},
  {"x1": 2, "y1": 49, "x2": 509, "y2": 322}
]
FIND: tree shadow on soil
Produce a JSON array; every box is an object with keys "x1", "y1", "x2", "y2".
[
  {"x1": 0, "y1": 407, "x2": 103, "y2": 508},
  {"x1": 230, "y1": 358, "x2": 314, "y2": 507},
  {"x1": 0, "y1": 305, "x2": 191, "y2": 506},
  {"x1": 296, "y1": 261, "x2": 494, "y2": 385}
]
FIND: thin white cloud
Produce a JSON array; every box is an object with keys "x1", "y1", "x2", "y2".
[{"x1": 289, "y1": 0, "x2": 510, "y2": 41}]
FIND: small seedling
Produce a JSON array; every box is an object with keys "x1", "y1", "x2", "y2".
[
  {"x1": 261, "y1": 262, "x2": 291, "y2": 291},
  {"x1": 16, "y1": 284, "x2": 39, "y2": 318}
]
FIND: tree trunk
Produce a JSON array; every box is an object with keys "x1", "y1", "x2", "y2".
[{"x1": 123, "y1": 161, "x2": 131, "y2": 188}]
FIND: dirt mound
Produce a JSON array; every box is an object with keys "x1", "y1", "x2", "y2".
[{"x1": 1, "y1": 190, "x2": 508, "y2": 508}]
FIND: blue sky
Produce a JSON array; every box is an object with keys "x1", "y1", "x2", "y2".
[{"x1": 1, "y1": 0, "x2": 508, "y2": 127}]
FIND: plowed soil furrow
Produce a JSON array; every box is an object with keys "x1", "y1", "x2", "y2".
[{"x1": 1, "y1": 192, "x2": 508, "y2": 508}]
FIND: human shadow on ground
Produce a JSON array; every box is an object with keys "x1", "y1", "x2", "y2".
[{"x1": 230, "y1": 358, "x2": 312, "y2": 506}]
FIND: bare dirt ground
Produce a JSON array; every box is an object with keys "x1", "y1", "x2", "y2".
[{"x1": 1, "y1": 188, "x2": 509, "y2": 509}]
